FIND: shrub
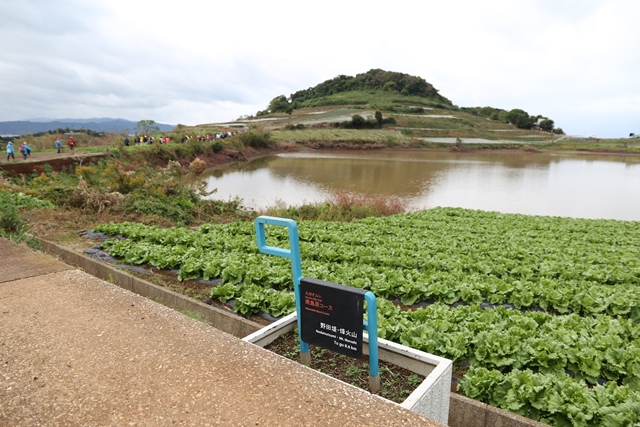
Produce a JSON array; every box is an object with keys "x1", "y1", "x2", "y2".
[
  {"x1": 210, "y1": 141, "x2": 224, "y2": 153},
  {"x1": 260, "y1": 191, "x2": 408, "y2": 221},
  {"x1": 67, "y1": 178, "x2": 124, "y2": 213},
  {"x1": 189, "y1": 158, "x2": 207, "y2": 175},
  {"x1": 0, "y1": 191, "x2": 52, "y2": 248},
  {"x1": 75, "y1": 165, "x2": 96, "y2": 182},
  {"x1": 190, "y1": 140, "x2": 207, "y2": 156},
  {"x1": 351, "y1": 114, "x2": 367, "y2": 127},
  {"x1": 238, "y1": 131, "x2": 275, "y2": 148},
  {"x1": 0, "y1": 195, "x2": 25, "y2": 233},
  {"x1": 149, "y1": 144, "x2": 176, "y2": 161},
  {"x1": 124, "y1": 194, "x2": 194, "y2": 226},
  {"x1": 175, "y1": 144, "x2": 191, "y2": 158}
]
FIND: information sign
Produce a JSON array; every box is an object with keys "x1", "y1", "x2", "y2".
[{"x1": 299, "y1": 277, "x2": 367, "y2": 358}]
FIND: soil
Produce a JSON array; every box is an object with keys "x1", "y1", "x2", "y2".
[
  {"x1": 265, "y1": 330, "x2": 425, "y2": 404},
  {"x1": 0, "y1": 151, "x2": 109, "y2": 176},
  {"x1": 0, "y1": 144, "x2": 299, "y2": 177}
]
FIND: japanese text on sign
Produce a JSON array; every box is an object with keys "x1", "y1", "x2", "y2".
[{"x1": 300, "y1": 277, "x2": 366, "y2": 358}]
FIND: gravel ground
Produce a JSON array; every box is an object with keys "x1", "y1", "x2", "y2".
[{"x1": 0, "y1": 239, "x2": 442, "y2": 427}]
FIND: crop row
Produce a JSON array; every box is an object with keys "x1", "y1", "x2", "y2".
[
  {"x1": 375, "y1": 300, "x2": 640, "y2": 388},
  {"x1": 459, "y1": 367, "x2": 640, "y2": 427}
]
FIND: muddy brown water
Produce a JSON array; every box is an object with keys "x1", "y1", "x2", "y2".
[{"x1": 203, "y1": 150, "x2": 640, "y2": 221}]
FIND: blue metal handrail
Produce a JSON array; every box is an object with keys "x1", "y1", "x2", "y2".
[
  {"x1": 254, "y1": 216, "x2": 308, "y2": 355},
  {"x1": 254, "y1": 216, "x2": 379, "y2": 390}
]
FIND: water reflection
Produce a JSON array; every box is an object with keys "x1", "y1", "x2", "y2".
[{"x1": 203, "y1": 150, "x2": 640, "y2": 221}]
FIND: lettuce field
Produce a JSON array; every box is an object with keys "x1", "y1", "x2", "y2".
[{"x1": 94, "y1": 207, "x2": 640, "y2": 427}]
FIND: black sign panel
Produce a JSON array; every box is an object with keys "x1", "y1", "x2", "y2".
[{"x1": 299, "y1": 277, "x2": 367, "y2": 358}]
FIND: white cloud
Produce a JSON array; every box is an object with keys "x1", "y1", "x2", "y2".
[{"x1": 0, "y1": 0, "x2": 638, "y2": 137}]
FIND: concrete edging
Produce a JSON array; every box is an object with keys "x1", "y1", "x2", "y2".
[
  {"x1": 38, "y1": 238, "x2": 260, "y2": 338},
  {"x1": 448, "y1": 393, "x2": 548, "y2": 427}
]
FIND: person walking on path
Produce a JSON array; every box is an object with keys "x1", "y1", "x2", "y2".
[
  {"x1": 19, "y1": 142, "x2": 27, "y2": 160},
  {"x1": 67, "y1": 136, "x2": 77, "y2": 152},
  {"x1": 55, "y1": 137, "x2": 63, "y2": 154},
  {"x1": 6, "y1": 141, "x2": 15, "y2": 161}
]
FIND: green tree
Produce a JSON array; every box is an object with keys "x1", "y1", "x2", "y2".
[
  {"x1": 268, "y1": 95, "x2": 292, "y2": 114},
  {"x1": 382, "y1": 81, "x2": 397, "y2": 92},
  {"x1": 539, "y1": 119, "x2": 554, "y2": 132},
  {"x1": 135, "y1": 120, "x2": 160, "y2": 135},
  {"x1": 375, "y1": 111, "x2": 383, "y2": 128},
  {"x1": 506, "y1": 109, "x2": 535, "y2": 130},
  {"x1": 351, "y1": 114, "x2": 366, "y2": 128}
]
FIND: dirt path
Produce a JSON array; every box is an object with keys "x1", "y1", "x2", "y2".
[
  {"x1": 0, "y1": 150, "x2": 108, "y2": 177},
  {"x1": 0, "y1": 149, "x2": 91, "y2": 164}
]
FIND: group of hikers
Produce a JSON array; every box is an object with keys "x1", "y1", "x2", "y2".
[
  {"x1": 49, "y1": 136, "x2": 76, "y2": 154},
  {"x1": 123, "y1": 130, "x2": 245, "y2": 147},
  {"x1": 123, "y1": 135, "x2": 170, "y2": 146},
  {"x1": 4, "y1": 135, "x2": 78, "y2": 161},
  {"x1": 56, "y1": 136, "x2": 77, "y2": 153},
  {"x1": 5, "y1": 141, "x2": 32, "y2": 161}
]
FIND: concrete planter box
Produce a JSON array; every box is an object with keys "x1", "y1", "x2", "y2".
[{"x1": 243, "y1": 312, "x2": 453, "y2": 426}]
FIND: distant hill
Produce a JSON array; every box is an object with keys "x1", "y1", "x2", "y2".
[
  {"x1": 254, "y1": 69, "x2": 562, "y2": 134},
  {"x1": 260, "y1": 69, "x2": 453, "y2": 115},
  {"x1": 0, "y1": 118, "x2": 175, "y2": 136}
]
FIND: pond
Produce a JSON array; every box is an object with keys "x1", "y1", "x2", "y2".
[{"x1": 202, "y1": 150, "x2": 640, "y2": 221}]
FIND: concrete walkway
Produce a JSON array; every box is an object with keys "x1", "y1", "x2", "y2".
[{"x1": 0, "y1": 239, "x2": 441, "y2": 427}]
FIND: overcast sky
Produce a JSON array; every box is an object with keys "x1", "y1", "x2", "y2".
[{"x1": 1, "y1": 0, "x2": 638, "y2": 138}]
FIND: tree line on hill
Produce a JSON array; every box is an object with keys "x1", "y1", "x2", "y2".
[{"x1": 460, "y1": 106, "x2": 563, "y2": 134}]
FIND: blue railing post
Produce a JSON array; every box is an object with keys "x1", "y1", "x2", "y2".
[
  {"x1": 254, "y1": 216, "x2": 310, "y2": 361},
  {"x1": 364, "y1": 291, "x2": 380, "y2": 392}
]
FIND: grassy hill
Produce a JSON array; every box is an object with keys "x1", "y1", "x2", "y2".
[{"x1": 191, "y1": 69, "x2": 563, "y2": 149}]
